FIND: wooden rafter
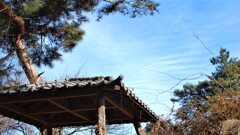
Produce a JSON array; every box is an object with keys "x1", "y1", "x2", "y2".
[
  {"x1": 0, "y1": 104, "x2": 48, "y2": 125},
  {"x1": 29, "y1": 106, "x2": 116, "y2": 115},
  {"x1": 105, "y1": 96, "x2": 133, "y2": 118},
  {"x1": 47, "y1": 99, "x2": 89, "y2": 121}
]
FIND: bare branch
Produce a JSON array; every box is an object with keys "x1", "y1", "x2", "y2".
[
  {"x1": 192, "y1": 31, "x2": 215, "y2": 56},
  {"x1": 144, "y1": 68, "x2": 203, "y2": 80},
  {"x1": 0, "y1": 49, "x2": 15, "y2": 63}
]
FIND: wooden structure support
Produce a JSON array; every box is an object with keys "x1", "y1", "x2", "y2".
[
  {"x1": 0, "y1": 76, "x2": 159, "y2": 134},
  {"x1": 41, "y1": 128, "x2": 52, "y2": 135},
  {"x1": 105, "y1": 96, "x2": 133, "y2": 118},
  {"x1": 47, "y1": 128, "x2": 52, "y2": 135},
  {"x1": 0, "y1": 104, "x2": 48, "y2": 125},
  {"x1": 96, "y1": 89, "x2": 106, "y2": 135},
  {"x1": 47, "y1": 99, "x2": 89, "y2": 121},
  {"x1": 0, "y1": 88, "x2": 96, "y2": 105},
  {"x1": 133, "y1": 122, "x2": 146, "y2": 135}
]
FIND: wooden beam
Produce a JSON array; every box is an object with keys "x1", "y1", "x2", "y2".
[
  {"x1": 47, "y1": 99, "x2": 89, "y2": 121},
  {"x1": 105, "y1": 96, "x2": 133, "y2": 118},
  {"x1": 50, "y1": 117, "x2": 134, "y2": 127},
  {"x1": 103, "y1": 85, "x2": 121, "y2": 91},
  {"x1": 0, "y1": 104, "x2": 48, "y2": 125},
  {"x1": 96, "y1": 89, "x2": 106, "y2": 135},
  {"x1": 29, "y1": 106, "x2": 116, "y2": 115},
  {"x1": 0, "y1": 87, "x2": 96, "y2": 104},
  {"x1": 133, "y1": 122, "x2": 146, "y2": 135}
]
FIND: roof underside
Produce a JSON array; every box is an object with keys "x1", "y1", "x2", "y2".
[{"x1": 0, "y1": 76, "x2": 158, "y2": 128}]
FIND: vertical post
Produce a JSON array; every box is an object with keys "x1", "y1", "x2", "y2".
[
  {"x1": 40, "y1": 128, "x2": 52, "y2": 135},
  {"x1": 40, "y1": 128, "x2": 46, "y2": 135},
  {"x1": 47, "y1": 128, "x2": 52, "y2": 135},
  {"x1": 133, "y1": 122, "x2": 146, "y2": 135},
  {"x1": 96, "y1": 89, "x2": 106, "y2": 135}
]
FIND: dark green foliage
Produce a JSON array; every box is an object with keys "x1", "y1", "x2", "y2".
[
  {"x1": 172, "y1": 48, "x2": 239, "y2": 105},
  {"x1": 0, "y1": 0, "x2": 159, "y2": 80},
  {"x1": 210, "y1": 48, "x2": 240, "y2": 90},
  {"x1": 20, "y1": 0, "x2": 45, "y2": 16},
  {"x1": 171, "y1": 48, "x2": 240, "y2": 132}
]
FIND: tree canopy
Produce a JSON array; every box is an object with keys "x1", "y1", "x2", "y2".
[
  {"x1": 172, "y1": 48, "x2": 240, "y2": 104},
  {"x1": 0, "y1": 0, "x2": 159, "y2": 84},
  {"x1": 170, "y1": 48, "x2": 240, "y2": 134}
]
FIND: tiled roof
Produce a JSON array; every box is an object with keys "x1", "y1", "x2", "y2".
[
  {"x1": 0, "y1": 75, "x2": 159, "y2": 122},
  {"x1": 0, "y1": 76, "x2": 115, "y2": 94}
]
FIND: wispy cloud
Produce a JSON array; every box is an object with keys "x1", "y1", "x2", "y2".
[{"x1": 41, "y1": 0, "x2": 240, "y2": 115}]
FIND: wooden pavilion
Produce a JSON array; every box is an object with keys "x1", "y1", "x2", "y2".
[{"x1": 0, "y1": 75, "x2": 158, "y2": 135}]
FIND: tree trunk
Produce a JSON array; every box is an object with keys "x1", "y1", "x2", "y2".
[
  {"x1": 0, "y1": 1, "x2": 41, "y2": 84},
  {"x1": 15, "y1": 40, "x2": 41, "y2": 83}
]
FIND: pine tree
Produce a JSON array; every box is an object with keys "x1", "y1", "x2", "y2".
[
  {"x1": 171, "y1": 48, "x2": 240, "y2": 133},
  {"x1": 0, "y1": 0, "x2": 159, "y2": 84}
]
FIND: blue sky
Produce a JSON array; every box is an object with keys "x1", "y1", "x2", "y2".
[{"x1": 40, "y1": 0, "x2": 240, "y2": 117}]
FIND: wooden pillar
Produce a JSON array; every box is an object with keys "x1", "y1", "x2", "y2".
[
  {"x1": 40, "y1": 128, "x2": 52, "y2": 135},
  {"x1": 133, "y1": 122, "x2": 146, "y2": 135},
  {"x1": 96, "y1": 89, "x2": 106, "y2": 135},
  {"x1": 47, "y1": 128, "x2": 53, "y2": 135}
]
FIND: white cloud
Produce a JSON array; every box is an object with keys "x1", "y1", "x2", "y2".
[{"x1": 41, "y1": 0, "x2": 240, "y2": 116}]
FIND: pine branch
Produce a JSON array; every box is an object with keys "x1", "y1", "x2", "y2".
[{"x1": 0, "y1": 1, "x2": 25, "y2": 42}]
